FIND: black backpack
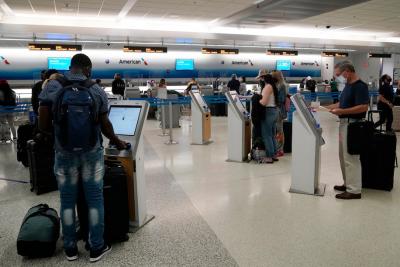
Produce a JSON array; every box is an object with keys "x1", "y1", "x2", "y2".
[
  {"x1": 52, "y1": 77, "x2": 99, "y2": 153},
  {"x1": 17, "y1": 204, "x2": 60, "y2": 258}
]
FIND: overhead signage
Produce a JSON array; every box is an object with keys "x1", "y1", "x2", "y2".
[
  {"x1": 201, "y1": 48, "x2": 239, "y2": 54},
  {"x1": 123, "y1": 46, "x2": 167, "y2": 53},
  {"x1": 28, "y1": 43, "x2": 82, "y2": 51},
  {"x1": 369, "y1": 53, "x2": 391, "y2": 58},
  {"x1": 267, "y1": 50, "x2": 298, "y2": 56},
  {"x1": 322, "y1": 51, "x2": 348, "y2": 57}
]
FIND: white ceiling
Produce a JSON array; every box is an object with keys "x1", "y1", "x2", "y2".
[
  {"x1": 298, "y1": 0, "x2": 400, "y2": 32},
  {"x1": 1, "y1": 0, "x2": 400, "y2": 51}
]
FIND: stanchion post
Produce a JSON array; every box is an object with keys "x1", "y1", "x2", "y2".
[
  {"x1": 165, "y1": 100, "x2": 178, "y2": 145},
  {"x1": 159, "y1": 99, "x2": 169, "y2": 136}
]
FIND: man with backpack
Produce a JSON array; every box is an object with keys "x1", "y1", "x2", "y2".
[{"x1": 38, "y1": 53, "x2": 127, "y2": 262}]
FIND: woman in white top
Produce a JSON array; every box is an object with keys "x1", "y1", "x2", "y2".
[{"x1": 257, "y1": 70, "x2": 280, "y2": 163}]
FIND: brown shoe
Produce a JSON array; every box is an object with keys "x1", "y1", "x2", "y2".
[
  {"x1": 335, "y1": 192, "x2": 361, "y2": 200},
  {"x1": 334, "y1": 185, "x2": 347, "y2": 191}
]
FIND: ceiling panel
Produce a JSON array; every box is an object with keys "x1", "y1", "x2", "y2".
[{"x1": 298, "y1": 0, "x2": 400, "y2": 33}]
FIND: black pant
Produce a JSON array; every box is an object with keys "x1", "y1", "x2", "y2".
[{"x1": 374, "y1": 102, "x2": 393, "y2": 131}]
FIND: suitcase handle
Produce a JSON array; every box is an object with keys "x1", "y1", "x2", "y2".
[{"x1": 368, "y1": 110, "x2": 383, "y2": 132}]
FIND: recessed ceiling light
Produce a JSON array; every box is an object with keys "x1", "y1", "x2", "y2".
[{"x1": 169, "y1": 15, "x2": 180, "y2": 18}]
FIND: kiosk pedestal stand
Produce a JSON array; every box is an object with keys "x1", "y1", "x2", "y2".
[
  {"x1": 107, "y1": 100, "x2": 154, "y2": 231},
  {"x1": 190, "y1": 91, "x2": 212, "y2": 145},
  {"x1": 289, "y1": 94, "x2": 326, "y2": 196},
  {"x1": 225, "y1": 92, "x2": 251, "y2": 162}
]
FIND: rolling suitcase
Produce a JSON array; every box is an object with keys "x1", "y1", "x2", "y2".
[
  {"x1": 361, "y1": 111, "x2": 397, "y2": 191},
  {"x1": 77, "y1": 161, "x2": 130, "y2": 246},
  {"x1": 283, "y1": 121, "x2": 292, "y2": 153},
  {"x1": 17, "y1": 124, "x2": 36, "y2": 167},
  {"x1": 27, "y1": 139, "x2": 58, "y2": 195}
]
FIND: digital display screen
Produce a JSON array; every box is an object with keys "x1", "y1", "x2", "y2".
[
  {"x1": 276, "y1": 60, "x2": 291, "y2": 71},
  {"x1": 201, "y1": 48, "x2": 239, "y2": 54},
  {"x1": 108, "y1": 106, "x2": 141, "y2": 136},
  {"x1": 29, "y1": 43, "x2": 82, "y2": 51},
  {"x1": 267, "y1": 50, "x2": 298, "y2": 56},
  {"x1": 229, "y1": 91, "x2": 247, "y2": 113},
  {"x1": 48, "y1": 57, "x2": 71, "y2": 71},
  {"x1": 123, "y1": 46, "x2": 167, "y2": 53},
  {"x1": 176, "y1": 59, "x2": 194, "y2": 70}
]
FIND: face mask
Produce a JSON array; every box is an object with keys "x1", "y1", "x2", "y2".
[{"x1": 336, "y1": 75, "x2": 347, "y2": 84}]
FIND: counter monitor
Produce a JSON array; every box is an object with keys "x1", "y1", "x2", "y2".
[
  {"x1": 108, "y1": 106, "x2": 142, "y2": 136},
  {"x1": 276, "y1": 60, "x2": 291, "y2": 71},
  {"x1": 176, "y1": 59, "x2": 194, "y2": 70},
  {"x1": 48, "y1": 57, "x2": 71, "y2": 71}
]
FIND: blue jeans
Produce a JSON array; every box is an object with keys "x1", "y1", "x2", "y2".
[
  {"x1": 261, "y1": 108, "x2": 278, "y2": 157},
  {"x1": 54, "y1": 147, "x2": 105, "y2": 251}
]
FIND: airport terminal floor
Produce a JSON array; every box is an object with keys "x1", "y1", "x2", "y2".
[{"x1": 1, "y1": 112, "x2": 399, "y2": 267}]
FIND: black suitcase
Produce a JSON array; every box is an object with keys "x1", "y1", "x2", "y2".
[
  {"x1": 283, "y1": 121, "x2": 292, "y2": 153},
  {"x1": 361, "y1": 111, "x2": 397, "y2": 191},
  {"x1": 77, "y1": 162, "x2": 130, "y2": 246},
  {"x1": 27, "y1": 140, "x2": 58, "y2": 195},
  {"x1": 17, "y1": 124, "x2": 36, "y2": 167}
]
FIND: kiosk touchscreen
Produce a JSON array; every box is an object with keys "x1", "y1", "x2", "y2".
[
  {"x1": 290, "y1": 94, "x2": 325, "y2": 196},
  {"x1": 225, "y1": 91, "x2": 251, "y2": 162},
  {"x1": 190, "y1": 91, "x2": 212, "y2": 145},
  {"x1": 106, "y1": 100, "x2": 153, "y2": 229}
]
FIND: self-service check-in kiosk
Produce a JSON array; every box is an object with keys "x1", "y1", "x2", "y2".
[
  {"x1": 106, "y1": 100, "x2": 154, "y2": 229},
  {"x1": 290, "y1": 94, "x2": 326, "y2": 196},
  {"x1": 189, "y1": 91, "x2": 212, "y2": 145},
  {"x1": 124, "y1": 86, "x2": 141, "y2": 99},
  {"x1": 225, "y1": 91, "x2": 251, "y2": 162}
]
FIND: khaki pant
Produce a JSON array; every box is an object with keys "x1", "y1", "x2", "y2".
[{"x1": 338, "y1": 119, "x2": 362, "y2": 194}]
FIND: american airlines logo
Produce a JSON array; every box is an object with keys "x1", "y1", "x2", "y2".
[{"x1": 119, "y1": 58, "x2": 149, "y2": 65}]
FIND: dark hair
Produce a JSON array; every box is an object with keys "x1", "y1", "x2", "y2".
[
  {"x1": 44, "y1": 69, "x2": 59, "y2": 79},
  {"x1": 241, "y1": 76, "x2": 246, "y2": 83},
  {"x1": 0, "y1": 81, "x2": 16, "y2": 105},
  {"x1": 260, "y1": 74, "x2": 279, "y2": 105},
  {"x1": 160, "y1": 78, "x2": 166, "y2": 84},
  {"x1": 70, "y1": 53, "x2": 92, "y2": 69},
  {"x1": 95, "y1": 78, "x2": 102, "y2": 84},
  {"x1": 380, "y1": 74, "x2": 392, "y2": 87}
]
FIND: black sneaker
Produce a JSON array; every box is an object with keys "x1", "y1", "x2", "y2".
[
  {"x1": 65, "y1": 247, "x2": 78, "y2": 261},
  {"x1": 90, "y1": 244, "x2": 112, "y2": 263}
]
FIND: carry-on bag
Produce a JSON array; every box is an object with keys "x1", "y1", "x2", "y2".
[
  {"x1": 283, "y1": 121, "x2": 292, "y2": 153},
  {"x1": 17, "y1": 204, "x2": 60, "y2": 258},
  {"x1": 77, "y1": 161, "x2": 130, "y2": 246},
  {"x1": 17, "y1": 123, "x2": 36, "y2": 167},
  {"x1": 347, "y1": 119, "x2": 374, "y2": 155},
  {"x1": 27, "y1": 138, "x2": 58, "y2": 195},
  {"x1": 361, "y1": 111, "x2": 397, "y2": 191}
]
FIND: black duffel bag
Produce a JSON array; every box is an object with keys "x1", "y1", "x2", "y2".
[
  {"x1": 347, "y1": 115, "x2": 375, "y2": 155},
  {"x1": 17, "y1": 204, "x2": 60, "y2": 258}
]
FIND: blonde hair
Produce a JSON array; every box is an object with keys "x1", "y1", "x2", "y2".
[
  {"x1": 42, "y1": 73, "x2": 64, "y2": 89},
  {"x1": 272, "y1": 71, "x2": 284, "y2": 85}
]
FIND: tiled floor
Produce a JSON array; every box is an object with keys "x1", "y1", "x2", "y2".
[{"x1": 0, "y1": 111, "x2": 399, "y2": 266}]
